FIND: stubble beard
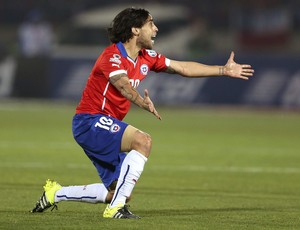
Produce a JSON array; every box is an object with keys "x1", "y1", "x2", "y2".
[{"x1": 137, "y1": 36, "x2": 153, "y2": 50}]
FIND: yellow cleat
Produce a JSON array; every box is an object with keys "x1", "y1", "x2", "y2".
[
  {"x1": 31, "y1": 179, "x2": 62, "y2": 213},
  {"x1": 43, "y1": 179, "x2": 62, "y2": 205},
  {"x1": 103, "y1": 203, "x2": 140, "y2": 219}
]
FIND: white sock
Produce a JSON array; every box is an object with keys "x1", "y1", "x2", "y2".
[
  {"x1": 54, "y1": 183, "x2": 108, "y2": 204},
  {"x1": 110, "y1": 150, "x2": 147, "y2": 208}
]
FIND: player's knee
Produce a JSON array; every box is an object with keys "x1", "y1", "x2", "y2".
[{"x1": 132, "y1": 131, "x2": 152, "y2": 158}]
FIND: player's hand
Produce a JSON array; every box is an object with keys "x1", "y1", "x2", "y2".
[
  {"x1": 224, "y1": 51, "x2": 254, "y2": 80},
  {"x1": 143, "y1": 89, "x2": 162, "y2": 120}
]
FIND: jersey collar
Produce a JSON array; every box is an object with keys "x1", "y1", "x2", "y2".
[
  {"x1": 116, "y1": 41, "x2": 141, "y2": 64},
  {"x1": 116, "y1": 42, "x2": 128, "y2": 58}
]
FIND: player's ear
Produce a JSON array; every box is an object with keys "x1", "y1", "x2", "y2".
[{"x1": 132, "y1": 27, "x2": 140, "y2": 36}]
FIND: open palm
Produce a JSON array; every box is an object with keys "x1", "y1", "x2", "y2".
[{"x1": 224, "y1": 52, "x2": 254, "y2": 80}]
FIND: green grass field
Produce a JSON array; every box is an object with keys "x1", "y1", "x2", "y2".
[{"x1": 1, "y1": 100, "x2": 300, "y2": 229}]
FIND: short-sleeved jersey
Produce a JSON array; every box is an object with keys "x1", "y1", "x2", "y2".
[{"x1": 76, "y1": 42, "x2": 170, "y2": 120}]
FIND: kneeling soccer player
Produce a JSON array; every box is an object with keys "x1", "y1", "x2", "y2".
[{"x1": 31, "y1": 7, "x2": 254, "y2": 219}]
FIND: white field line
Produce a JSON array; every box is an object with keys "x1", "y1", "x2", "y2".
[
  {"x1": 150, "y1": 165, "x2": 300, "y2": 174},
  {"x1": 0, "y1": 162, "x2": 91, "y2": 169},
  {"x1": 0, "y1": 162, "x2": 299, "y2": 174},
  {"x1": 0, "y1": 141, "x2": 75, "y2": 149},
  {"x1": 0, "y1": 101, "x2": 74, "y2": 111}
]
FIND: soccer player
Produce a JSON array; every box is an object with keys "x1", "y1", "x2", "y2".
[{"x1": 31, "y1": 8, "x2": 254, "y2": 219}]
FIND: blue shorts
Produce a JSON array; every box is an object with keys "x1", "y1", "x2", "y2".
[{"x1": 72, "y1": 114, "x2": 128, "y2": 189}]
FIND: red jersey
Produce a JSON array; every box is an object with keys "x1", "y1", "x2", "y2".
[{"x1": 76, "y1": 42, "x2": 170, "y2": 120}]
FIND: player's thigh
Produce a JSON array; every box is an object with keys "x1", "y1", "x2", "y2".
[
  {"x1": 121, "y1": 125, "x2": 138, "y2": 152},
  {"x1": 121, "y1": 125, "x2": 151, "y2": 154}
]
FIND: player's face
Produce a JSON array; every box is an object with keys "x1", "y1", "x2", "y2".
[{"x1": 137, "y1": 15, "x2": 158, "y2": 49}]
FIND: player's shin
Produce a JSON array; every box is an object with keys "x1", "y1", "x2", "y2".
[
  {"x1": 109, "y1": 150, "x2": 147, "y2": 208},
  {"x1": 55, "y1": 183, "x2": 108, "y2": 203}
]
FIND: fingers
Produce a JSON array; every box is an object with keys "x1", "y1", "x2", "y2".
[
  {"x1": 153, "y1": 109, "x2": 162, "y2": 120},
  {"x1": 148, "y1": 102, "x2": 162, "y2": 120},
  {"x1": 144, "y1": 89, "x2": 149, "y2": 98},
  {"x1": 242, "y1": 65, "x2": 255, "y2": 77},
  {"x1": 150, "y1": 103, "x2": 162, "y2": 120},
  {"x1": 242, "y1": 64, "x2": 252, "y2": 69},
  {"x1": 239, "y1": 69, "x2": 254, "y2": 80},
  {"x1": 144, "y1": 88, "x2": 162, "y2": 120},
  {"x1": 239, "y1": 76, "x2": 249, "y2": 80},
  {"x1": 229, "y1": 51, "x2": 235, "y2": 61},
  {"x1": 242, "y1": 72, "x2": 254, "y2": 76}
]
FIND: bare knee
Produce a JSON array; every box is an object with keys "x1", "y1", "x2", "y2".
[
  {"x1": 131, "y1": 131, "x2": 152, "y2": 158},
  {"x1": 121, "y1": 126, "x2": 152, "y2": 158}
]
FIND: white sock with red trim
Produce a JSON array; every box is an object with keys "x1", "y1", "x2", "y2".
[{"x1": 109, "y1": 150, "x2": 147, "y2": 208}]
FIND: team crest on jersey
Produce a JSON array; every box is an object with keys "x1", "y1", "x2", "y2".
[
  {"x1": 109, "y1": 54, "x2": 121, "y2": 65},
  {"x1": 110, "y1": 124, "x2": 121, "y2": 133},
  {"x1": 146, "y1": 49, "x2": 157, "y2": 57},
  {"x1": 140, "y1": 64, "x2": 149, "y2": 75}
]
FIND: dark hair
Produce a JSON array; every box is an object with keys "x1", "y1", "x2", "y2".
[{"x1": 107, "y1": 8, "x2": 150, "y2": 43}]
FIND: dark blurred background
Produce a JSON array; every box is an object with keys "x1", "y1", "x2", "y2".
[{"x1": 0, "y1": 0, "x2": 299, "y2": 109}]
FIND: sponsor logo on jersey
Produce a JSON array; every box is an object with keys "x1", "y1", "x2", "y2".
[
  {"x1": 110, "y1": 123, "x2": 120, "y2": 133},
  {"x1": 140, "y1": 64, "x2": 149, "y2": 75},
  {"x1": 109, "y1": 54, "x2": 122, "y2": 65},
  {"x1": 146, "y1": 49, "x2": 157, "y2": 57}
]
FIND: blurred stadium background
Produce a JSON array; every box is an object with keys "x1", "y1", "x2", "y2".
[{"x1": 0, "y1": 0, "x2": 299, "y2": 108}]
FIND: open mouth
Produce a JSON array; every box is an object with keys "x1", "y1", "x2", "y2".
[{"x1": 151, "y1": 35, "x2": 156, "y2": 44}]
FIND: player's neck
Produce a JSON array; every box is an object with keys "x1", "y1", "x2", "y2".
[{"x1": 123, "y1": 41, "x2": 140, "y2": 60}]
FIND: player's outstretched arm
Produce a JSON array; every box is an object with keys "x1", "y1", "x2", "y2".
[
  {"x1": 165, "y1": 51, "x2": 254, "y2": 80},
  {"x1": 110, "y1": 73, "x2": 161, "y2": 120}
]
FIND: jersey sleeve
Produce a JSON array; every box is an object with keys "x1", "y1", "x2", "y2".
[
  {"x1": 98, "y1": 51, "x2": 127, "y2": 79},
  {"x1": 144, "y1": 49, "x2": 170, "y2": 73}
]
